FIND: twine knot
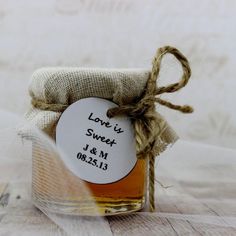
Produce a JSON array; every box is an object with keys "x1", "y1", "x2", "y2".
[
  {"x1": 106, "y1": 46, "x2": 193, "y2": 212},
  {"x1": 107, "y1": 95, "x2": 156, "y2": 119}
]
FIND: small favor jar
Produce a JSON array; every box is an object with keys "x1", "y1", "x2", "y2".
[
  {"x1": 27, "y1": 68, "x2": 152, "y2": 216},
  {"x1": 25, "y1": 46, "x2": 191, "y2": 216}
]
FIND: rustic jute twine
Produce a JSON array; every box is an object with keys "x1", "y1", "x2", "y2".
[
  {"x1": 31, "y1": 46, "x2": 193, "y2": 212},
  {"x1": 107, "y1": 46, "x2": 193, "y2": 211}
]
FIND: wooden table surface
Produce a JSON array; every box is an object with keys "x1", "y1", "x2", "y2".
[
  {"x1": 0, "y1": 141, "x2": 236, "y2": 235},
  {"x1": 1, "y1": 182, "x2": 235, "y2": 235}
]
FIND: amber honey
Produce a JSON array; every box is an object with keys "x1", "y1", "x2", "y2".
[{"x1": 32, "y1": 142, "x2": 147, "y2": 216}]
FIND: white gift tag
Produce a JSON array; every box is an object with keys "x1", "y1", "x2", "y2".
[{"x1": 56, "y1": 97, "x2": 137, "y2": 184}]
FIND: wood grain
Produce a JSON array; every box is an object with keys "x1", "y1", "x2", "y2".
[{"x1": 0, "y1": 176, "x2": 236, "y2": 235}]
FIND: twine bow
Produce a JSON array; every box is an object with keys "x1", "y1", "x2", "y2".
[{"x1": 107, "y1": 46, "x2": 193, "y2": 211}]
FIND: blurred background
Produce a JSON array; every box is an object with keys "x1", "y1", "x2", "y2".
[{"x1": 0, "y1": 0, "x2": 235, "y2": 149}]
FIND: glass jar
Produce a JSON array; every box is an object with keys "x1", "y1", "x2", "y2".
[{"x1": 32, "y1": 140, "x2": 147, "y2": 216}]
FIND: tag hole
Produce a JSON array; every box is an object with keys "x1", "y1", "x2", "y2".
[{"x1": 106, "y1": 111, "x2": 111, "y2": 119}]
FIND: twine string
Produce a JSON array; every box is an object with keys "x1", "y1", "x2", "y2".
[
  {"x1": 106, "y1": 46, "x2": 193, "y2": 211},
  {"x1": 107, "y1": 46, "x2": 193, "y2": 118}
]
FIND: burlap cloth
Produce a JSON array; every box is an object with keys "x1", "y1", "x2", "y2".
[{"x1": 25, "y1": 67, "x2": 178, "y2": 144}]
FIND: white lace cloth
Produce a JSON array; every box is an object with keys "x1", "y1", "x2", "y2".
[{"x1": 0, "y1": 120, "x2": 235, "y2": 236}]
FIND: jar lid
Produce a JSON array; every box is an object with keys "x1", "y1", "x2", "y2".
[{"x1": 26, "y1": 67, "x2": 150, "y2": 136}]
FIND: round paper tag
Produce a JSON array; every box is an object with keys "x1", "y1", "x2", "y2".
[{"x1": 56, "y1": 97, "x2": 137, "y2": 184}]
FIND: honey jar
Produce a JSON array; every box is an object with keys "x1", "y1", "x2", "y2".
[
  {"x1": 25, "y1": 46, "x2": 191, "y2": 215},
  {"x1": 28, "y1": 68, "x2": 150, "y2": 215}
]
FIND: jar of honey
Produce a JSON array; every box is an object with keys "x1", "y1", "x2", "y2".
[
  {"x1": 27, "y1": 68, "x2": 151, "y2": 215},
  {"x1": 25, "y1": 46, "x2": 192, "y2": 216}
]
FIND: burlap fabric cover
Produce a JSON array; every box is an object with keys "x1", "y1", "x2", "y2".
[{"x1": 25, "y1": 67, "x2": 178, "y2": 143}]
